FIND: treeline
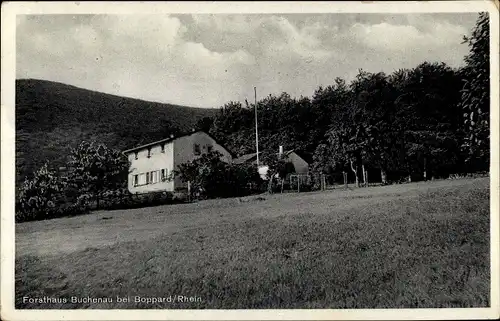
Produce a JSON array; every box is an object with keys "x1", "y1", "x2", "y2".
[{"x1": 198, "y1": 13, "x2": 490, "y2": 184}]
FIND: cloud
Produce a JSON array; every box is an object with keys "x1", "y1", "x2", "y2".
[
  {"x1": 350, "y1": 21, "x2": 468, "y2": 53},
  {"x1": 16, "y1": 13, "x2": 477, "y2": 108}
]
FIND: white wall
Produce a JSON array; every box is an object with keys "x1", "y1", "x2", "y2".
[{"x1": 127, "y1": 141, "x2": 175, "y2": 193}]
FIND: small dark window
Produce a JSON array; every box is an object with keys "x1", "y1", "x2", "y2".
[
  {"x1": 133, "y1": 175, "x2": 138, "y2": 186},
  {"x1": 146, "y1": 172, "x2": 150, "y2": 184},
  {"x1": 161, "y1": 169, "x2": 166, "y2": 181},
  {"x1": 194, "y1": 144, "x2": 201, "y2": 156},
  {"x1": 161, "y1": 144, "x2": 165, "y2": 153},
  {"x1": 147, "y1": 148, "x2": 151, "y2": 158},
  {"x1": 207, "y1": 145, "x2": 213, "y2": 153},
  {"x1": 134, "y1": 152, "x2": 138, "y2": 160}
]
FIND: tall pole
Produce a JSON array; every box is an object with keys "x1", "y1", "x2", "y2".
[{"x1": 254, "y1": 87, "x2": 260, "y2": 168}]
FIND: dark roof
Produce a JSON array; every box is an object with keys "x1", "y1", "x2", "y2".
[{"x1": 122, "y1": 130, "x2": 235, "y2": 157}]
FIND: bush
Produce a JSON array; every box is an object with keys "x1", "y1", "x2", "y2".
[
  {"x1": 97, "y1": 190, "x2": 177, "y2": 211},
  {"x1": 16, "y1": 164, "x2": 67, "y2": 222},
  {"x1": 176, "y1": 151, "x2": 264, "y2": 200}
]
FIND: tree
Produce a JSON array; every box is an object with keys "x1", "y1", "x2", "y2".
[
  {"x1": 17, "y1": 163, "x2": 66, "y2": 221},
  {"x1": 67, "y1": 141, "x2": 129, "y2": 208},
  {"x1": 460, "y1": 12, "x2": 490, "y2": 170},
  {"x1": 260, "y1": 149, "x2": 296, "y2": 193},
  {"x1": 195, "y1": 116, "x2": 214, "y2": 133},
  {"x1": 318, "y1": 71, "x2": 396, "y2": 187},
  {"x1": 176, "y1": 150, "x2": 262, "y2": 199}
]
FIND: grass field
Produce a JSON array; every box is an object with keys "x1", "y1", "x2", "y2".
[{"x1": 15, "y1": 178, "x2": 490, "y2": 309}]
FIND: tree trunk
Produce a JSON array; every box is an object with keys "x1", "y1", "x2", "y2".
[
  {"x1": 407, "y1": 161, "x2": 412, "y2": 183},
  {"x1": 423, "y1": 157, "x2": 427, "y2": 181},
  {"x1": 362, "y1": 164, "x2": 367, "y2": 187},
  {"x1": 350, "y1": 160, "x2": 359, "y2": 187},
  {"x1": 267, "y1": 176, "x2": 274, "y2": 194},
  {"x1": 381, "y1": 168, "x2": 388, "y2": 185}
]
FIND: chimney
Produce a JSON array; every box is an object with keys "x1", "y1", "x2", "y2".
[{"x1": 279, "y1": 145, "x2": 283, "y2": 156}]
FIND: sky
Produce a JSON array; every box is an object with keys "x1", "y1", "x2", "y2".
[{"x1": 16, "y1": 13, "x2": 479, "y2": 108}]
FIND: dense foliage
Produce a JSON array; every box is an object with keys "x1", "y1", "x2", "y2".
[
  {"x1": 202, "y1": 61, "x2": 471, "y2": 183},
  {"x1": 459, "y1": 12, "x2": 490, "y2": 169},
  {"x1": 17, "y1": 163, "x2": 67, "y2": 221},
  {"x1": 67, "y1": 141, "x2": 130, "y2": 207},
  {"x1": 200, "y1": 14, "x2": 489, "y2": 182},
  {"x1": 17, "y1": 141, "x2": 136, "y2": 222},
  {"x1": 176, "y1": 151, "x2": 264, "y2": 199}
]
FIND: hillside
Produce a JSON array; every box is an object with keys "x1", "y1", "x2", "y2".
[{"x1": 15, "y1": 79, "x2": 218, "y2": 187}]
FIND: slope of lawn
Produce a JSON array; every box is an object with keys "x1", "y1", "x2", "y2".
[{"x1": 15, "y1": 178, "x2": 490, "y2": 309}]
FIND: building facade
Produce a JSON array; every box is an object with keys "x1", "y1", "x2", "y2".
[{"x1": 123, "y1": 131, "x2": 232, "y2": 194}]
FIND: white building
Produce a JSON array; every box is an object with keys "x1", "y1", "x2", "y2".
[{"x1": 123, "y1": 130, "x2": 233, "y2": 193}]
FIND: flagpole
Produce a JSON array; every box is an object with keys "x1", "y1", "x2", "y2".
[{"x1": 254, "y1": 87, "x2": 260, "y2": 168}]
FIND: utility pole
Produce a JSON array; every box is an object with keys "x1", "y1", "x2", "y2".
[{"x1": 254, "y1": 86, "x2": 260, "y2": 168}]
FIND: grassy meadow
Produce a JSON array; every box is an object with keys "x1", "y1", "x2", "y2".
[{"x1": 15, "y1": 178, "x2": 490, "y2": 309}]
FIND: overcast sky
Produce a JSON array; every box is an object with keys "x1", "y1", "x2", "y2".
[{"x1": 16, "y1": 13, "x2": 479, "y2": 108}]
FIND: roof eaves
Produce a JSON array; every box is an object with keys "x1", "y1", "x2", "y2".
[{"x1": 123, "y1": 136, "x2": 176, "y2": 154}]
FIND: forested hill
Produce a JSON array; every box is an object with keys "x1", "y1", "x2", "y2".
[{"x1": 15, "y1": 79, "x2": 218, "y2": 186}]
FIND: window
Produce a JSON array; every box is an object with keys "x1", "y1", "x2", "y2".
[
  {"x1": 133, "y1": 175, "x2": 138, "y2": 186},
  {"x1": 161, "y1": 144, "x2": 165, "y2": 153},
  {"x1": 134, "y1": 152, "x2": 138, "y2": 160},
  {"x1": 138, "y1": 173, "x2": 146, "y2": 185},
  {"x1": 147, "y1": 148, "x2": 152, "y2": 158},
  {"x1": 146, "y1": 172, "x2": 150, "y2": 184},
  {"x1": 151, "y1": 171, "x2": 159, "y2": 184},
  {"x1": 161, "y1": 169, "x2": 169, "y2": 181},
  {"x1": 194, "y1": 143, "x2": 201, "y2": 156},
  {"x1": 207, "y1": 145, "x2": 213, "y2": 153}
]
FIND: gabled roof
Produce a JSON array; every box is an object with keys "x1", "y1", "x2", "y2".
[{"x1": 122, "y1": 130, "x2": 235, "y2": 157}]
